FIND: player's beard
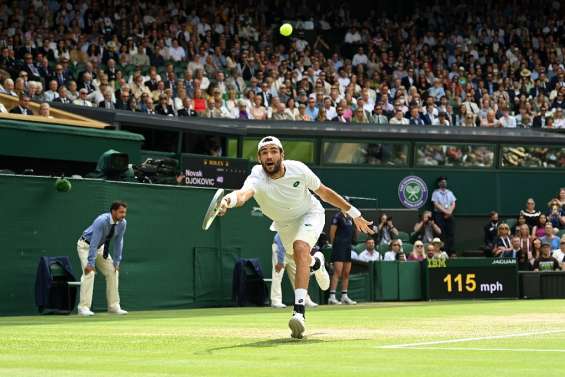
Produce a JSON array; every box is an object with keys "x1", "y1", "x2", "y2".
[{"x1": 261, "y1": 157, "x2": 282, "y2": 177}]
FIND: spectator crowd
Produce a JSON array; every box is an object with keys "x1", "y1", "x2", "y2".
[
  {"x1": 345, "y1": 183, "x2": 565, "y2": 272},
  {"x1": 483, "y1": 188, "x2": 565, "y2": 271},
  {"x1": 0, "y1": 0, "x2": 563, "y2": 127}
]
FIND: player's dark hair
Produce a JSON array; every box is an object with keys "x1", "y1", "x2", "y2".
[{"x1": 110, "y1": 201, "x2": 127, "y2": 211}]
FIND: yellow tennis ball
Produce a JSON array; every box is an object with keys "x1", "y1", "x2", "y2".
[{"x1": 280, "y1": 23, "x2": 293, "y2": 37}]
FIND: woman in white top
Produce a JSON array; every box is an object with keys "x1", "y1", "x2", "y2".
[
  {"x1": 174, "y1": 87, "x2": 188, "y2": 112},
  {"x1": 384, "y1": 240, "x2": 406, "y2": 261},
  {"x1": 224, "y1": 89, "x2": 240, "y2": 119},
  {"x1": 285, "y1": 98, "x2": 300, "y2": 120}
]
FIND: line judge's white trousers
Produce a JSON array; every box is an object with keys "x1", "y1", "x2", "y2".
[
  {"x1": 77, "y1": 239, "x2": 120, "y2": 311},
  {"x1": 270, "y1": 245, "x2": 310, "y2": 305}
]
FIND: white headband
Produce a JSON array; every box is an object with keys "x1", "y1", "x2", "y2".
[{"x1": 257, "y1": 136, "x2": 283, "y2": 152}]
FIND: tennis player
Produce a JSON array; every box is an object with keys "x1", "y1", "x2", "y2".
[{"x1": 219, "y1": 136, "x2": 373, "y2": 339}]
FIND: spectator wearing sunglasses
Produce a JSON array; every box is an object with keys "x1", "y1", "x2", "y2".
[{"x1": 408, "y1": 241, "x2": 426, "y2": 261}]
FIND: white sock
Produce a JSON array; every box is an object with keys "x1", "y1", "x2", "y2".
[{"x1": 295, "y1": 288, "x2": 307, "y2": 305}]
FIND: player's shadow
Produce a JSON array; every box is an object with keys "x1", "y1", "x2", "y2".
[{"x1": 201, "y1": 337, "x2": 326, "y2": 354}]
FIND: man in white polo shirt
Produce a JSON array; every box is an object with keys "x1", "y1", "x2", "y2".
[{"x1": 219, "y1": 136, "x2": 374, "y2": 339}]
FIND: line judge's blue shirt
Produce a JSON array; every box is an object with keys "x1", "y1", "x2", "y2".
[
  {"x1": 81, "y1": 213, "x2": 127, "y2": 267},
  {"x1": 273, "y1": 233, "x2": 285, "y2": 264}
]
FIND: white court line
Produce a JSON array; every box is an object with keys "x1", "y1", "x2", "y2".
[
  {"x1": 379, "y1": 329, "x2": 565, "y2": 349},
  {"x1": 394, "y1": 347, "x2": 565, "y2": 353}
]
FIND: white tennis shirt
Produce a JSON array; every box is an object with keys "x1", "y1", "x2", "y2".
[{"x1": 242, "y1": 160, "x2": 324, "y2": 225}]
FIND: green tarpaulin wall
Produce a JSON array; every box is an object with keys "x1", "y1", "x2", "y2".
[
  {"x1": 0, "y1": 175, "x2": 274, "y2": 316},
  {"x1": 0, "y1": 175, "x2": 428, "y2": 316}
]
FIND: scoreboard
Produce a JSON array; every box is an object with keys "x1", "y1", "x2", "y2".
[
  {"x1": 181, "y1": 155, "x2": 249, "y2": 189},
  {"x1": 426, "y1": 258, "x2": 518, "y2": 299}
]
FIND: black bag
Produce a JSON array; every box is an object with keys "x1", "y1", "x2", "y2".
[{"x1": 232, "y1": 258, "x2": 268, "y2": 306}]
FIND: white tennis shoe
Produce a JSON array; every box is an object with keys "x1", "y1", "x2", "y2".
[
  {"x1": 328, "y1": 297, "x2": 341, "y2": 305},
  {"x1": 108, "y1": 306, "x2": 128, "y2": 315},
  {"x1": 288, "y1": 312, "x2": 305, "y2": 339},
  {"x1": 312, "y1": 251, "x2": 330, "y2": 291},
  {"x1": 305, "y1": 297, "x2": 318, "y2": 308},
  {"x1": 341, "y1": 296, "x2": 357, "y2": 305},
  {"x1": 78, "y1": 307, "x2": 94, "y2": 316}
]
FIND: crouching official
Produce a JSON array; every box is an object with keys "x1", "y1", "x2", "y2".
[{"x1": 77, "y1": 201, "x2": 128, "y2": 316}]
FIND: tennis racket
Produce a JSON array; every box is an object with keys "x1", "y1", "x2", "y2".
[{"x1": 201, "y1": 188, "x2": 225, "y2": 230}]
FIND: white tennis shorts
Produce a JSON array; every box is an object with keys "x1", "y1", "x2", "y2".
[{"x1": 274, "y1": 210, "x2": 325, "y2": 256}]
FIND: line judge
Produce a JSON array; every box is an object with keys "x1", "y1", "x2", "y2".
[{"x1": 76, "y1": 201, "x2": 128, "y2": 316}]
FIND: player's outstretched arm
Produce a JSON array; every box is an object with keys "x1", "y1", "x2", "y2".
[
  {"x1": 218, "y1": 188, "x2": 254, "y2": 216},
  {"x1": 315, "y1": 184, "x2": 374, "y2": 235}
]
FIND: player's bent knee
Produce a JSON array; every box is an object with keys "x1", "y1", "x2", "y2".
[{"x1": 292, "y1": 241, "x2": 310, "y2": 264}]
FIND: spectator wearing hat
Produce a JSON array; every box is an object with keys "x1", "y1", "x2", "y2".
[
  {"x1": 432, "y1": 176, "x2": 456, "y2": 256},
  {"x1": 533, "y1": 242, "x2": 562, "y2": 271},
  {"x1": 430, "y1": 238, "x2": 448, "y2": 260}
]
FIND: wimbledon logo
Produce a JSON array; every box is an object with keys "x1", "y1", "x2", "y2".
[{"x1": 398, "y1": 176, "x2": 428, "y2": 209}]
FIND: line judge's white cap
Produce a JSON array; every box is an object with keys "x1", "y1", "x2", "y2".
[{"x1": 257, "y1": 136, "x2": 283, "y2": 151}]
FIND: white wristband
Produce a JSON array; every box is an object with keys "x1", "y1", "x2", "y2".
[
  {"x1": 224, "y1": 191, "x2": 238, "y2": 208},
  {"x1": 346, "y1": 205, "x2": 361, "y2": 219}
]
